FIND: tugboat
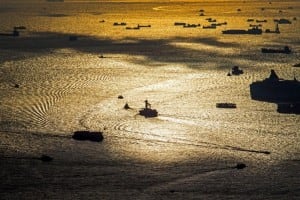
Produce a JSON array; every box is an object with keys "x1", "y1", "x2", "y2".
[
  {"x1": 232, "y1": 66, "x2": 244, "y2": 75},
  {"x1": 229, "y1": 66, "x2": 244, "y2": 75},
  {"x1": 139, "y1": 100, "x2": 158, "y2": 118}
]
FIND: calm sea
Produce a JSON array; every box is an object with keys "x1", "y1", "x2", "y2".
[{"x1": 0, "y1": 1, "x2": 299, "y2": 199}]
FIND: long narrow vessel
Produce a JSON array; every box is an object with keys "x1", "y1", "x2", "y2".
[
  {"x1": 216, "y1": 103, "x2": 237, "y2": 108},
  {"x1": 261, "y1": 46, "x2": 291, "y2": 54},
  {"x1": 222, "y1": 27, "x2": 262, "y2": 35}
]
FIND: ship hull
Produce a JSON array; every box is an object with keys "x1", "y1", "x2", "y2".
[
  {"x1": 222, "y1": 29, "x2": 262, "y2": 35},
  {"x1": 250, "y1": 80, "x2": 300, "y2": 103}
]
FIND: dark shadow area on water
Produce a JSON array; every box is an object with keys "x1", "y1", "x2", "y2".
[
  {"x1": 1, "y1": 136, "x2": 299, "y2": 199},
  {"x1": 1, "y1": 31, "x2": 298, "y2": 78},
  {"x1": 0, "y1": 31, "x2": 290, "y2": 70}
]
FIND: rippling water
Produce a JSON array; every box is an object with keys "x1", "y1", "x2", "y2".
[{"x1": 0, "y1": 1, "x2": 300, "y2": 199}]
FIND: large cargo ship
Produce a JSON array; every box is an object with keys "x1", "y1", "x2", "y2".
[
  {"x1": 222, "y1": 27, "x2": 262, "y2": 35},
  {"x1": 250, "y1": 70, "x2": 300, "y2": 103}
]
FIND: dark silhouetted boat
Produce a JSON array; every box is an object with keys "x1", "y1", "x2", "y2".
[
  {"x1": 124, "y1": 103, "x2": 130, "y2": 109},
  {"x1": 250, "y1": 70, "x2": 300, "y2": 103},
  {"x1": 183, "y1": 24, "x2": 200, "y2": 28},
  {"x1": 277, "y1": 103, "x2": 300, "y2": 114},
  {"x1": 72, "y1": 131, "x2": 104, "y2": 142},
  {"x1": 274, "y1": 18, "x2": 291, "y2": 24},
  {"x1": 230, "y1": 66, "x2": 244, "y2": 75},
  {"x1": 222, "y1": 27, "x2": 262, "y2": 35},
  {"x1": 207, "y1": 19, "x2": 216, "y2": 23},
  {"x1": 249, "y1": 24, "x2": 262, "y2": 27},
  {"x1": 203, "y1": 25, "x2": 216, "y2": 29},
  {"x1": 138, "y1": 24, "x2": 151, "y2": 28},
  {"x1": 216, "y1": 103, "x2": 237, "y2": 108},
  {"x1": 126, "y1": 26, "x2": 140, "y2": 30},
  {"x1": 261, "y1": 46, "x2": 291, "y2": 54},
  {"x1": 256, "y1": 19, "x2": 267, "y2": 23},
  {"x1": 113, "y1": 22, "x2": 126, "y2": 26},
  {"x1": 174, "y1": 22, "x2": 186, "y2": 26},
  {"x1": 293, "y1": 63, "x2": 300, "y2": 68},
  {"x1": 139, "y1": 100, "x2": 158, "y2": 118},
  {"x1": 14, "y1": 26, "x2": 26, "y2": 30},
  {"x1": 265, "y1": 23, "x2": 280, "y2": 34},
  {"x1": 0, "y1": 27, "x2": 19, "y2": 37}
]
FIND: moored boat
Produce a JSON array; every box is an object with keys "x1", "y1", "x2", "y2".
[
  {"x1": 222, "y1": 27, "x2": 262, "y2": 35},
  {"x1": 216, "y1": 103, "x2": 237, "y2": 108},
  {"x1": 261, "y1": 46, "x2": 291, "y2": 54}
]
